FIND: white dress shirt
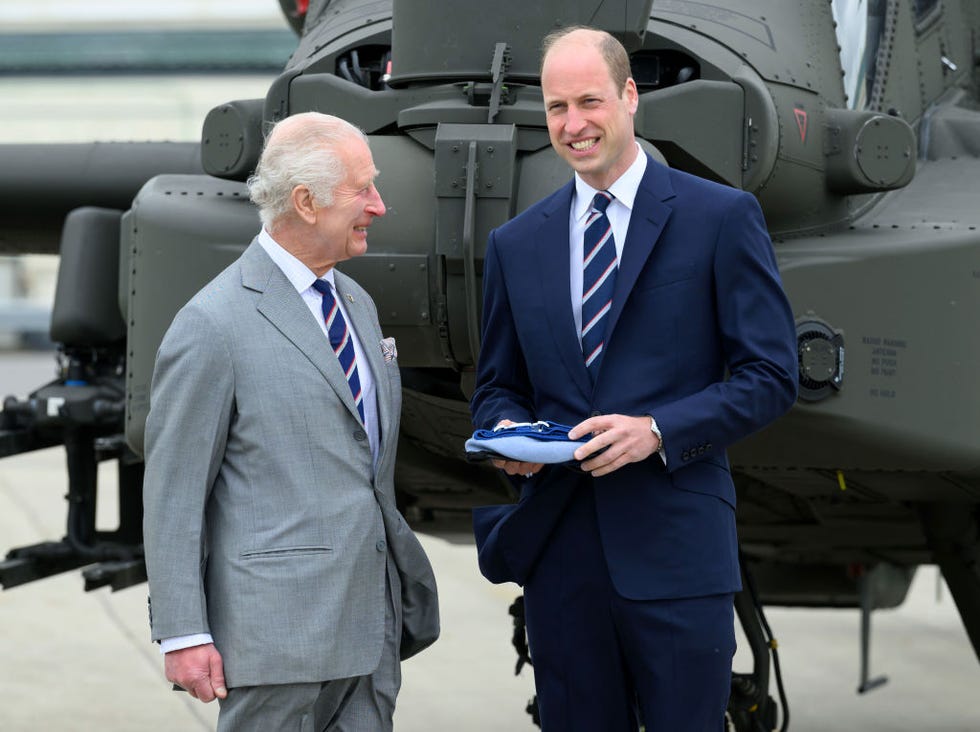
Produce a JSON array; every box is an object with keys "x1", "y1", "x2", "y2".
[{"x1": 568, "y1": 141, "x2": 648, "y2": 340}]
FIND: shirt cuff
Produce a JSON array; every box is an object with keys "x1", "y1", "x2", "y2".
[
  {"x1": 160, "y1": 633, "x2": 214, "y2": 655},
  {"x1": 649, "y1": 416, "x2": 667, "y2": 467}
]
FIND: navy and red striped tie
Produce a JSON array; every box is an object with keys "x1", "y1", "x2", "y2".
[
  {"x1": 312, "y1": 279, "x2": 365, "y2": 422},
  {"x1": 581, "y1": 190, "x2": 618, "y2": 380}
]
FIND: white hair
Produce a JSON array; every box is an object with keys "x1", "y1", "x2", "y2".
[{"x1": 246, "y1": 113, "x2": 368, "y2": 228}]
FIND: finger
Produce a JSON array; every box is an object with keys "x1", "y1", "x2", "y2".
[
  {"x1": 582, "y1": 441, "x2": 628, "y2": 472},
  {"x1": 492, "y1": 457, "x2": 544, "y2": 475},
  {"x1": 511, "y1": 462, "x2": 539, "y2": 476},
  {"x1": 573, "y1": 434, "x2": 609, "y2": 462},
  {"x1": 195, "y1": 677, "x2": 216, "y2": 703},
  {"x1": 210, "y1": 652, "x2": 228, "y2": 700},
  {"x1": 165, "y1": 668, "x2": 191, "y2": 696},
  {"x1": 567, "y1": 417, "x2": 599, "y2": 441},
  {"x1": 581, "y1": 452, "x2": 612, "y2": 473},
  {"x1": 498, "y1": 460, "x2": 526, "y2": 476},
  {"x1": 570, "y1": 412, "x2": 627, "y2": 440},
  {"x1": 492, "y1": 459, "x2": 521, "y2": 473},
  {"x1": 587, "y1": 450, "x2": 628, "y2": 477},
  {"x1": 590, "y1": 461, "x2": 620, "y2": 477},
  {"x1": 501, "y1": 461, "x2": 524, "y2": 475}
]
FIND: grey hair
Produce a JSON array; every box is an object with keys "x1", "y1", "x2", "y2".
[{"x1": 247, "y1": 113, "x2": 368, "y2": 228}]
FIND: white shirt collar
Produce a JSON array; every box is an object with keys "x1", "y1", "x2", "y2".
[
  {"x1": 257, "y1": 228, "x2": 336, "y2": 293},
  {"x1": 572, "y1": 141, "x2": 648, "y2": 223}
]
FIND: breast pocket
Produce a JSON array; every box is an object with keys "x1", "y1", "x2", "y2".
[{"x1": 633, "y1": 261, "x2": 696, "y2": 292}]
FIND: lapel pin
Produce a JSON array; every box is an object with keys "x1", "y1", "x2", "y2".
[{"x1": 346, "y1": 294, "x2": 355, "y2": 303}]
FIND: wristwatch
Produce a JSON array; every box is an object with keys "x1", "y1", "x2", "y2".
[{"x1": 649, "y1": 416, "x2": 664, "y2": 455}]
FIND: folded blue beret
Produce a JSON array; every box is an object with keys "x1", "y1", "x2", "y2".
[{"x1": 465, "y1": 421, "x2": 589, "y2": 464}]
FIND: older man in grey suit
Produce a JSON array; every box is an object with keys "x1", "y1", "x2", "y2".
[{"x1": 143, "y1": 112, "x2": 439, "y2": 731}]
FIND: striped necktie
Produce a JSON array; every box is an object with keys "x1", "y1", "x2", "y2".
[
  {"x1": 312, "y1": 279, "x2": 365, "y2": 422},
  {"x1": 581, "y1": 190, "x2": 618, "y2": 379}
]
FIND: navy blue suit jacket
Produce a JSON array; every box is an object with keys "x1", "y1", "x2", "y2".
[{"x1": 470, "y1": 155, "x2": 798, "y2": 601}]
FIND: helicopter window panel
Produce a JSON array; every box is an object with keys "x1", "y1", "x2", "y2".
[
  {"x1": 629, "y1": 50, "x2": 700, "y2": 93},
  {"x1": 831, "y1": 0, "x2": 886, "y2": 109},
  {"x1": 335, "y1": 46, "x2": 393, "y2": 91}
]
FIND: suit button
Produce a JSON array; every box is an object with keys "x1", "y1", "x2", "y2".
[
  {"x1": 590, "y1": 410, "x2": 601, "y2": 417},
  {"x1": 682, "y1": 451, "x2": 690, "y2": 461},
  {"x1": 376, "y1": 539, "x2": 387, "y2": 552},
  {"x1": 354, "y1": 429, "x2": 367, "y2": 441},
  {"x1": 706, "y1": 443, "x2": 713, "y2": 451},
  {"x1": 698, "y1": 446, "x2": 706, "y2": 455}
]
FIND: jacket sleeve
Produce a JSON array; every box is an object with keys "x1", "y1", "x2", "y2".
[
  {"x1": 653, "y1": 191, "x2": 798, "y2": 470},
  {"x1": 143, "y1": 303, "x2": 234, "y2": 641}
]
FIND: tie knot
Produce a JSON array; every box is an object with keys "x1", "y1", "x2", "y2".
[
  {"x1": 311, "y1": 278, "x2": 333, "y2": 298},
  {"x1": 591, "y1": 190, "x2": 613, "y2": 214}
]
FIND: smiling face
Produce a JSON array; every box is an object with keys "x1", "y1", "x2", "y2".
[
  {"x1": 313, "y1": 136, "x2": 386, "y2": 267},
  {"x1": 541, "y1": 30, "x2": 639, "y2": 190},
  {"x1": 287, "y1": 133, "x2": 387, "y2": 274}
]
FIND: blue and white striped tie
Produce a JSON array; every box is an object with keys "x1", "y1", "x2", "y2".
[
  {"x1": 312, "y1": 279, "x2": 365, "y2": 422},
  {"x1": 581, "y1": 190, "x2": 618, "y2": 380}
]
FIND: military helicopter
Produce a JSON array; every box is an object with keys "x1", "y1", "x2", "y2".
[{"x1": 1, "y1": 0, "x2": 979, "y2": 728}]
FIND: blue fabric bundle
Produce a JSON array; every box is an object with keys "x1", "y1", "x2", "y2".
[{"x1": 465, "y1": 421, "x2": 588, "y2": 464}]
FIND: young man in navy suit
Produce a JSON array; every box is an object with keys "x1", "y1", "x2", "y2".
[{"x1": 470, "y1": 27, "x2": 798, "y2": 731}]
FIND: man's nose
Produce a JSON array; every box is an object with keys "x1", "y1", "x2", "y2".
[
  {"x1": 367, "y1": 187, "x2": 386, "y2": 217},
  {"x1": 564, "y1": 106, "x2": 587, "y2": 135}
]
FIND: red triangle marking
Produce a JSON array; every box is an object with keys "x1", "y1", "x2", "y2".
[{"x1": 794, "y1": 108, "x2": 808, "y2": 143}]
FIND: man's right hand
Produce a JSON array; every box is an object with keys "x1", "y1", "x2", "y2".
[
  {"x1": 491, "y1": 457, "x2": 545, "y2": 476},
  {"x1": 491, "y1": 419, "x2": 544, "y2": 477},
  {"x1": 165, "y1": 643, "x2": 227, "y2": 703}
]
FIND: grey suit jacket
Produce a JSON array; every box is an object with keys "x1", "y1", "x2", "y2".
[{"x1": 143, "y1": 240, "x2": 438, "y2": 688}]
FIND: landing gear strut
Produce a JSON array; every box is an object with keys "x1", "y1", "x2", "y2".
[{"x1": 729, "y1": 559, "x2": 788, "y2": 732}]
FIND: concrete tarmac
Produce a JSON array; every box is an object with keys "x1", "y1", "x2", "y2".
[{"x1": 2, "y1": 351, "x2": 979, "y2": 731}]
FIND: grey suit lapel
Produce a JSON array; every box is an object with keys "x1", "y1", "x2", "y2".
[{"x1": 241, "y1": 242, "x2": 364, "y2": 423}]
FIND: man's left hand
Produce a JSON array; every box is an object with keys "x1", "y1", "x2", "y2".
[{"x1": 569, "y1": 414, "x2": 660, "y2": 477}]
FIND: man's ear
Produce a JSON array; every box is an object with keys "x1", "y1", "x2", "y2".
[
  {"x1": 291, "y1": 184, "x2": 317, "y2": 224},
  {"x1": 624, "y1": 77, "x2": 639, "y2": 114}
]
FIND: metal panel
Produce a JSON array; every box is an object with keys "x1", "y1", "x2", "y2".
[
  {"x1": 433, "y1": 124, "x2": 518, "y2": 368},
  {"x1": 123, "y1": 175, "x2": 255, "y2": 455}
]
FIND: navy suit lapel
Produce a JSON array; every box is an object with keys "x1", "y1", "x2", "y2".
[
  {"x1": 533, "y1": 183, "x2": 593, "y2": 402},
  {"x1": 605, "y1": 158, "x2": 675, "y2": 342}
]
